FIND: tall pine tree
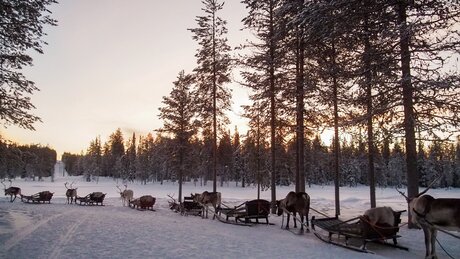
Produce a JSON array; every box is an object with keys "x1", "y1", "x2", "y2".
[
  {"x1": 158, "y1": 70, "x2": 197, "y2": 202},
  {"x1": 189, "y1": 0, "x2": 232, "y2": 192}
]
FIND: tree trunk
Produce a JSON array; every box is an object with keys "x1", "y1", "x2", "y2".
[
  {"x1": 332, "y1": 41, "x2": 341, "y2": 216},
  {"x1": 212, "y1": 7, "x2": 218, "y2": 193},
  {"x1": 397, "y1": 0, "x2": 418, "y2": 228},
  {"x1": 269, "y1": 0, "x2": 277, "y2": 213},
  {"x1": 296, "y1": 33, "x2": 305, "y2": 193},
  {"x1": 178, "y1": 143, "x2": 183, "y2": 203},
  {"x1": 363, "y1": 10, "x2": 376, "y2": 208}
]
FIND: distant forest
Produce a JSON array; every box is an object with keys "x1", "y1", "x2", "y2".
[
  {"x1": 0, "y1": 137, "x2": 56, "y2": 181},
  {"x1": 56, "y1": 128, "x2": 459, "y2": 189}
]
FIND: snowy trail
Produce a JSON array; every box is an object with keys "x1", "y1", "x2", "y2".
[{"x1": 0, "y1": 178, "x2": 459, "y2": 258}]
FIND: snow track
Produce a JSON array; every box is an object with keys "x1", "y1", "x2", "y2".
[
  {"x1": 48, "y1": 213, "x2": 89, "y2": 259},
  {"x1": 3, "y1": 210, "x2": 73, "y2": 251}
]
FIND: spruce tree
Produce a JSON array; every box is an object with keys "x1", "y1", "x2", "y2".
[
  {"x1": 189, "y1": 0, "x2": 232, "y2": 192},
  {"x1": 158, "y1": 70, "x2": 197, "y2": 202},
  {"x1": 241, "y1": 0, "x2": 283, "y2": 213}
]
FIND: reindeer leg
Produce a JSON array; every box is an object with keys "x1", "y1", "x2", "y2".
[
  {"x1": 293, "y1": 212, "x2": 297, "y2": 228},
  {"x1": 300, "y1": 214, "x2": 304, "y2": 232},
  {"x1": 422, "y1": 226, "x2": 431, "y2": 258},
  {"x1": 431, "y1": 228, "x2": 437, "y2": 259},
  {"x1": 286, "y1": 214, "x2": 290, "y2": 229}
]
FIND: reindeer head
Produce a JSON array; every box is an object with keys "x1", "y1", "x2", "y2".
[
  {"x1": 275, "y1": 200, "x2": 283, "y2": 216},
  {"x1": 65, "y1": 181, "x2": 77, "y2": 190},
  {"x1": 191, "y1": 193, "x2": 200, "y2": 203},
  {"x1": 116, "y1": 185, "x2": 125, "y2": 197},
  {"x1": 396, "y1": 176, "x2": 441, "y2": 226}
]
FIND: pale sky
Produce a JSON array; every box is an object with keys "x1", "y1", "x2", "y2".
[{"x1": 1, "y1": 0, "x2": 251, "y2": 158}]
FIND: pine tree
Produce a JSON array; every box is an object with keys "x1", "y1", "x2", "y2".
[
  {"x1": 232, "y1": 127, "x2": 244, "y2": 187},
  {"x1": 158, "y1": 70, "x2": 197, "y2": 202},
  {"x1": 241, "y1": 0, "x2": 283, "y2": 213},
  {"x1": 85, "y1": 137, "x2": 102, "y2": 182},
  {"x1": 298, "y1": 0, "x2": 353, "y2": 215},
  {"x1": 189, "y1": 0, "x2": 232, "y2": 192},
  {"x1": 108, "y1": 128, "x2": 125, "y2": 179},
  {"x1": 125, "y1": 133, "x2": 137, "y2": 182},
  {"x1": 277, "y1": 0, "x2": 310, "y2": 192},
  {"x1": 217, "y1": 130, "x2": 232, "y2": 186},
  {"x1": 0, "y1": 0, "x2": 57, "y2": 129},
  {"x1": 394, "y1": 0, "x2": 460, "y2": 227},
  {"x1": 137, "y1": 133, "x2": 155, "y2": 184}
]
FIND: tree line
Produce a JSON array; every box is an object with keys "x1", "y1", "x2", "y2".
[
  {"x1": 59, "y1": 128, "x2": 460, "y2": 189},
  {"x1": 0, "y1": 136, "x2": 57, "y2": 181}
]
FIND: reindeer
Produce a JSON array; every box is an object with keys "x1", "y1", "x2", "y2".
[
  {"x1": 64, "y1": 181, "x2": 77, "y2": 204},
  {"x1": 167, "y1": 194, "x2": 181, "y2": 212},
  {"x1": 398, "y1": 177, "x2": 460, "y2": 259},
  {"x1": 130, "y1": 195, "x2": 156, "y2": 210},
  {"x1": 191, "y1": 191, "x2": 221, "y2": 219},
  {"x1": 116, "y1": 184, "x2": 133, "y2": 206},
  {"x1": 276, "y1": 191, "x2": 310, "y2": 232},
  {"x1": 364, "y1": 206, "x2": 403, "y2": 227},
  {"x1": 2, "y1": 180, "x2": 21, "y2": 202}
]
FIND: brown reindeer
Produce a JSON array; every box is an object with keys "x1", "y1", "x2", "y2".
[
  {"x1": 116, "y1": 184, "x2": 134, "y2": 206},
  {"x1": 64, "y1": 182, "x2": 77, "y2": 204},
  {"x1": 130, "y1": 195, "x2": 156, "y2": 210},
  {"x1": 398, "y1": 177, "x2": 460, "y2": 259},
  {"x1": 2, "y1": 180, "x2": 21, "y2": 202},
  {"x1": 276, "y1": 191, "x2": 310, "y2": 232},
  {"x1": 191, "y1": 191, "x2": 221, "y2": 219}
]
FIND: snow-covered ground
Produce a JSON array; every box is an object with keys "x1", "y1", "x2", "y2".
[{"x1": 1, "y1": 176, "x2": 459, "y2": 259}]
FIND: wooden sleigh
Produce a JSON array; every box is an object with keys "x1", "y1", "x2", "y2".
[
  {"x1": 311, "y1": 210, "x2": 408, "y2": 253},
  {"x1": 218, "y1": 199, "x2": 271, "y2": 226},
  {"x1": 180, "y1": 196, "x2": 203, "y2": 216},
  {"x1": 75, "y1": 192, "x2": 106, "y2": 206},
  {"x1": 21, "y1": 191, "x2": 54, "y2": 204}
]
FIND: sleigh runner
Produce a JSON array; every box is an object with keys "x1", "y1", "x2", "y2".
[{"x1": 311, "y1": 211, "x2": 408, "y2": 253}]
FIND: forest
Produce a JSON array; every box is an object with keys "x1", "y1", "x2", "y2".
[
  {"x1": 56, "y1": 128, "x2": 460, "y2": 189},
  {"x1": 1, "y1": 0, "x2": 460, "y2": 197},
  {"x1": 0, "y1": 137, "x2": 56, "y2": 181}
]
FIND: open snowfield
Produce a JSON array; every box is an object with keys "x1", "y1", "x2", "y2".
[{"x1": 1, "y1": 175, "x2": 459, "y2": 259}]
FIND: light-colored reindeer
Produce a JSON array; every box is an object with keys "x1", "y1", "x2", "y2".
[
  {"x1": 398, "y1": 177, "x2": 460, "y2": 259},
  {"x1": 2, "y1": 179, "x2": 21, "y2": 202},
  {"x1": 117, "y1": 184, "x2": 133, "y2": 207},
  {"x1": 191, "y1": 191, "x2": 221, "y2": 219},
  {"x1": 64, "y1": 181, "x2": 77, "y2": 204}
]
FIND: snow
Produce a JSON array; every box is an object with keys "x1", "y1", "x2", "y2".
[{"x1": 1, "y1": 176, "x2": 459, "y2": 259}]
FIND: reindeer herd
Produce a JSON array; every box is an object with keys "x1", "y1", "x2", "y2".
[{"x1": 2, "y1": 177, "x2": 460, "y2": 258}]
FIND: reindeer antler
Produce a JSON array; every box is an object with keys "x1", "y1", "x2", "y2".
[
  {"x1": 396, "y1": 187, "x2": 409, "y2": 201},
  {"x1": 417, "y1": 175, "x2": 442, "y2": 198},
  {"x1": 396, "y1": 175, "x2": 442, "y2": 201},
  {"x1": 116, "y1": 185, "x2": 122, "y2": 192},
  {"x1": 167, "y1": 193, "x2": 177, "y2": 203},
  {"x1": 1, "y1": 180, "x2": 6, "y2": 189}
]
